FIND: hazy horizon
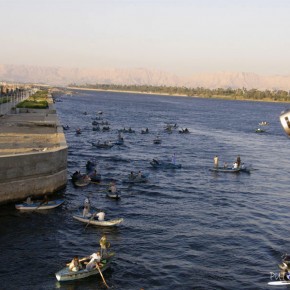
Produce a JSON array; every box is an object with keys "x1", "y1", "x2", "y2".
[{"x1": 1, "y1": 0, "x2": 290, "y2": 76}]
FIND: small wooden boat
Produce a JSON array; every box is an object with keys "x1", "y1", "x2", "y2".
[
  {"x1": 115, "y1": 139, "x2": 124, "y2": 145},
  {"x1": 118, "y1": 128, "x2": 135, "y2": 133},
  {"x1": 255, "y1": 128, "x2": 266, "y2": 133},
  {"x1": 89, "y1": 173, "x2": 102, "y2": 183},
  {"x1": 209, "y1": 167, "x2": 241, "y2": 173},
  {"x1": 55, "y1": 252, "x2": 114, "y2": 282},
  {"x1": 179, "y1": 128, "x2": 190, "y2": 134},
  {"x1": 150, "y1": 160, "x2": 181, "y2": 169},
  {"x1": 92, "y1": 142, "x2": 114, "y2": 149},
  {"x1": 92, "y1": 126, "x2": 100, "y2": 131},
  {"x1": 15, "y1": 199, "x2": 64, "y2": 211},
  {"x1": 123, "y1": 174, "x2": 148, "y2": 184},
  {"x1": 141, "y1": 128, "x2": 149, "y2": 134},
  {"x1": 106, "y1": 191, "x2": 121, "y2": 199},
  {"x1": 102, "y1": 126, "x2": 110, "y2": 131},
  {"x1": 153, "y1": 136, "x2": 162, "y2": 144},
  {"x1": 73, "y1": 214, "x2": 124, "y2": 227}
]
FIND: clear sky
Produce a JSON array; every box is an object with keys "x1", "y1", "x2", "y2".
[{"x1": 1, "y1": 0, "x2": 290, "y2": 76}]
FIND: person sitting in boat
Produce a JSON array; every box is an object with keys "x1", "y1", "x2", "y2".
[
  {"x1": 108, "y1": 182, "x2": 117, "y2": 193},
  {"x1": 83, "y1": 198, "x2": 91, "y2": 218},
  {"x1": 137, "y1": 171, "x2": 142, "y2": 179},
  {"x1": 233, "y1": 162, "x2": 238, "y2": 169},
  {"x1": 223, "y1": 162, "x2": 228, "y2": 168},
  {"x1": 69, "y1": 256, "x2": 83, "y2": 272},
  {"x1": 99, "y1": 234, "x2": 109, "y2": 256},
  {"x1": 25, "y1": 196, "x2": 32, "y2": 204},
  {"x1": 96, "y1": 211, "x2": 105, "y2": 221},
  {"x1": 128, "y1": 127, "x2": 133, "y2": 133},
  {"x1": 152, "y1": 159, "x2": 159, "y2": 165},
  {"x1": 129, "y1": 171, "x2": 136, "y2": 180},
  {"x1": 85, "y1": 251, "x2": 102, "y2": 271},
  {"x1": 72, "y1": 171, "x2": 81, "y2": 180},
  {"x1": 43, "y1": 195, "x2": 49, "y2": 204}
]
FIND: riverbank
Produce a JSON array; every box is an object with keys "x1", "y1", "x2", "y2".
[{"x1": 67, "y1": 86, "x2": 290, "y2": 103}]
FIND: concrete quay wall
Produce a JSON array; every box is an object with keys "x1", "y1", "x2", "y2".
[
  {"x1": 0, "y1": 93, "x2": 68, "y2": 205},
  {"x1": 0, "y1": 148, "x2": 67, "y2": 204}
]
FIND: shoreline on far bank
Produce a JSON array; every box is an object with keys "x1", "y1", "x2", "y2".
[{"x1": 66, "y1": 86, "x2": 290, "y2": 103}]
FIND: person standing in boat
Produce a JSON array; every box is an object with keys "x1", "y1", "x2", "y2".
[
  {"x1": 236, "y1": 155, "x2": 241, "y2": 168},
  {"x1": 129, "y1": 171, "x2": 136, "y2": 180},
  {"x1": 109, "y1": 182, "x2": 117, "y2": 193},
  {"x1": 214, "y1": 155, "x2": 219, "y2": 168},
  {"x1": 172, "y1": 153, "x2": 176, "y2": 165},
  {"x1": 83, "y1": 197, "x2": 91, "y2": 217},
  {"x1": 99, "y1": 234, "x2": 109, "y2": 256}
]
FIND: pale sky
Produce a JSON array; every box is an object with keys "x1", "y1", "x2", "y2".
[{"x1": 1, "y1": 0, "x2": 290, "y2": 76}]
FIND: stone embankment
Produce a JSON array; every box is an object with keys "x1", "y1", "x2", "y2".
[{"x1": 0, "y1": 94, "x2": 68, "y2": 204}]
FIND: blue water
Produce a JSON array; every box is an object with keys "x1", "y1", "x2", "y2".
[{"x1": 0, "y1": 90, "x2": 290, "y2": 290}]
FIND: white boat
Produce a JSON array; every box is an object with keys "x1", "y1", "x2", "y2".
[
  {"x1": 73, "y1": 214, "x2": 124, "y2": 227},
  {"x1": 55, "y1": 252, "x2": 114, "y2": 282},
  {"x1": 15, "y1": 199, "x2": 64, "y2": 211},
  {"x1": 106, "y1": 191, "x2": 121, "y2": 199},
  {"x1": 268, "y1": 281, "x2": 290, "y2": 286}
]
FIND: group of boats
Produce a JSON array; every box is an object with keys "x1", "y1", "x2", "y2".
[{"x1": 255, "y1": 120, "x2": 269, "y2": 134}]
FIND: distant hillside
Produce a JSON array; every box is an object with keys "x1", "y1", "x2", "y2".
[{"x1": 1, "y1": 64, "x2": 290, "y2": 90}]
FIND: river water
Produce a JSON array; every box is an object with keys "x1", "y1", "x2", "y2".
[{"x1": 1, "y1": 90, "x2": 290, "y2": 290}]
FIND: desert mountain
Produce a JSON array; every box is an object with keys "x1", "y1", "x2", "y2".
[{"x1": 0, "y1": 64, "x2": 290, "y2": 90}]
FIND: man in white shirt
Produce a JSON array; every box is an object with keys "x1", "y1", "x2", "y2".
[
  {"x1": 86, "y1": 252, "x2": 102, "y2": 271},
  {"x1": 96, "y1": 211, "x2": 105, "y2": 221}
]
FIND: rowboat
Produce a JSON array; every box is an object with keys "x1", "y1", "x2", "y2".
[
  {"x1": 106, "y1": 191, "x2": 121, "y2": 199},
  {"x1": 73, "y1": 214, "x2": 124, "y2": 227},
  {"x1": 153, "y1": 137, "x2": 162, "y2": 144},
  {"x1": 150, "y1": 160, "x2": 181, "y2": 169},
  {"x1": 123, "y1": 173, "x2": 149, "y2": 183},
  {"x1": 255, "y1": 128, "x2": 266, "y2": 133},
  {"x1": 15, "y1": 199, "x2": 64, "y2": 211},
  {"x1": 73, "y1": 176, "x2": 91, "y2": 187},
  {"x1": 55, "y1": 252, "x2": 114, "y2": 282},
  {"x1": 209, "y1": 167, "x2": 241, "y2": 173},
  {"x1": 92, "y1": 142, "x2": 114, "y2": 149}
]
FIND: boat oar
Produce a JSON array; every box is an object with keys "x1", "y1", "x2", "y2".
[
  {"x1": 84, "y1": 212, "x2": 97, "y2": 230},
  {"x1": 32, "y1": 200, "x2": 46, "y2": 212},
  {"x1": 96, "y1": 263, "x2": 109, "y2": 288}
]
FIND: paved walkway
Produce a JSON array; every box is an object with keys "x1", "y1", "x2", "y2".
[{"x1": 0, "y1": 96, "x2": 62, "y2": 156}]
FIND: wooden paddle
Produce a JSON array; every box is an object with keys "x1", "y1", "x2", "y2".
[
  {"x1": 84, "y1": 212, "x2": 97, "y2": 230},
  {"x1": 96, "y1": 263, "x2": 109, "y2": 288},
  {"x1": 32, "y1": 200, "x2": 46, "y2": 211}
]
